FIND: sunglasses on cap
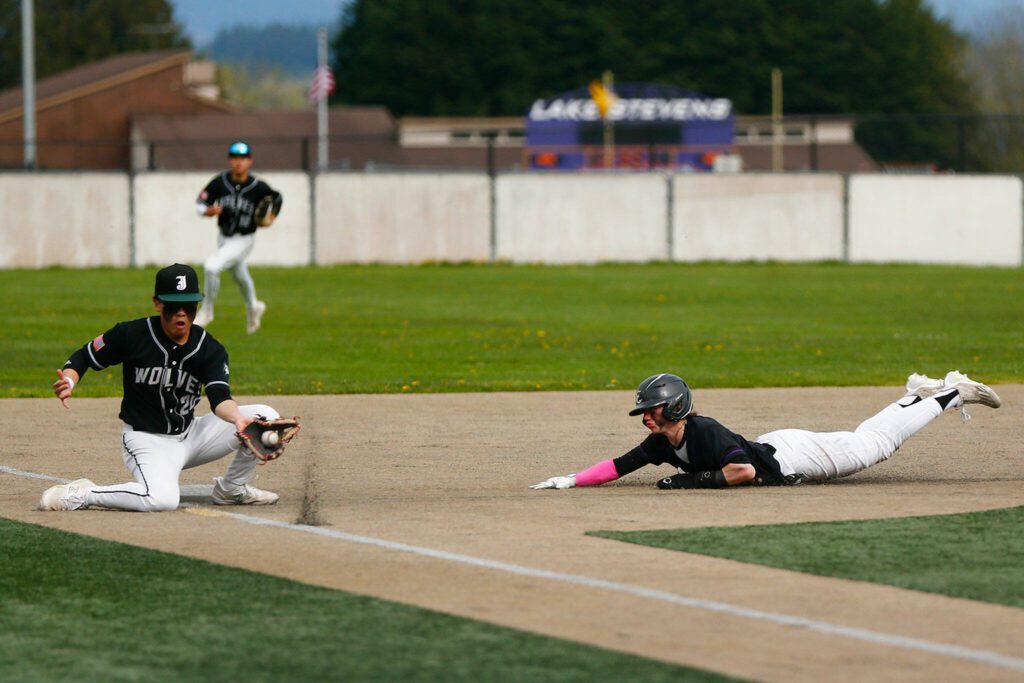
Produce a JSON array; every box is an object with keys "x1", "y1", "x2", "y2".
[{"x1": 160, "y1": 300, "x2": 198, "y2": 317}]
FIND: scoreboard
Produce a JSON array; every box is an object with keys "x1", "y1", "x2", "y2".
[{"x1": 526, "y1": 83, "x2": 734, "y2": 171}]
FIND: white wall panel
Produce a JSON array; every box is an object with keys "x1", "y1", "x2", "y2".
[
  {"x1": 0, "y1": 173, "x2": 129, "y2": 267},
  {"x1": 672, "y1": 174, "x2": 844, "y2": 261},
  {"x1": 133, "y1": 171, "x2": 311, "y2": 267},
  {"x1": 3, "y1": 171, "x2": 1022, "y2": 269},
  {"x1": 849, "y1": 175, "x2": 1022, "y2": 266},
  {"x1": 315, "y1": 173, "x2": 490, "y2": 263},
  {"x1": 496, "y1": 174, "x2": 667, "y2": 263}
]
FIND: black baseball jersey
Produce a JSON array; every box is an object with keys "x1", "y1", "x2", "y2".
[
  {"x1": 613, "y1": 415, "x2": 787, "y2": 484},
  {"x1": 64, "y1": 317, "x2": 232, "y2": 435},
  {"x1": 198, "y1": 171, "x2": 283, "y2": 237}
]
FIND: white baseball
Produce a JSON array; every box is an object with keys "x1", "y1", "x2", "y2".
[{"x1": 261, "y1": 431, "x2": 280, "y2": 447}]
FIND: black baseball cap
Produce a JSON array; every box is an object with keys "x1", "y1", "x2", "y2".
[
  {"x1": 154, "y1": 263, "x2": 204, "y2": 302},
  {"x1": 228, "y1": 141, "x2": 252, "y2": 157}
]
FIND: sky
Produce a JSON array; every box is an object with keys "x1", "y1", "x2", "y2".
[
  {"x1": 167, "y1": 0, "x2": 1024, "y2": 46},
  {"x1": 168, "y1": 0, "x2": 347, "y2": 46},
  {"x1": 926, "y1": 0, "x2": 1024, "y2": 34}
]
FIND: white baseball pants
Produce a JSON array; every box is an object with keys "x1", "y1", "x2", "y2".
[
  {"x1": 757, "y1": 392, "x2": 959, "y2": 481},
  {"x1": 203, "y1": 233, "x2": 258, "y2": 310},
  {"x1": 84, "y1": 404, "x2": 279, "y2": 512}
]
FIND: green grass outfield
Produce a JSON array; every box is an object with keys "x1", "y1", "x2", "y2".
[
  {"x1": 589, "y1": 506, "x2": 1024, "y2": 608},
  {"x1": 0, "y1": 518, "x2": 738, "y2": 683},
  {"x1": 3, "y1": 263, "x2": 1021, "y2": 680},
  {"x1": 2, "y1": 262, "x2": 1021, "y2": 397}
]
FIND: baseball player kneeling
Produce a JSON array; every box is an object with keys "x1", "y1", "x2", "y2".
[
  {"x1": 40, "y1": 263, "x2": 296, "y2": 512},
  {"x1": 532, "y1": 371, "x2": 1001, "y2": 491}
]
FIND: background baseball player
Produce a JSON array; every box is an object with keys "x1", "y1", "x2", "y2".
[
  {"x1": 40, "y1": 263, "x2": 282, "y2": 511},
  {"x1": 194, "y1": 141, "x2": 283, "y2": 334},
  {"x1": 531, "y1": 371, "x2": 1001, "y2": 491}
]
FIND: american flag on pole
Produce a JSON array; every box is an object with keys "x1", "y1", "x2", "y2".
[{"x1": 309, "y1": 65, "x2": 335, "y2": 103}]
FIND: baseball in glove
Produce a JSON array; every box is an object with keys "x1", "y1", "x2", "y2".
[
  {"x1": 237, "y1": 416, "x2": 301, "y2": 463},
  {"x1": 254, "y1": 195, "x2": 276, "y2": 227}
]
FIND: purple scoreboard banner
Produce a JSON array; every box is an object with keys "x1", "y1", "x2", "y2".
[{"x1": 526, "y1": 83, "x2": 734, "y2": 170}]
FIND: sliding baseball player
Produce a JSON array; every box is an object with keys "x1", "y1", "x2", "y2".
[{"x1": 532, "y1": 371, "x2": 1001, "y2": 490}]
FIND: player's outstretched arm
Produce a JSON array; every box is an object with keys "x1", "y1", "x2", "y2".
[
  {"x1": 530, "y1": 459, "x2": 621, "y2": 490},
  {"x1": 656, "y1": 463, "x2": 756, "y2": 489},
  {"x1": 53, "y1": 369, "x2": 80, "y2": 409},
  {"x1": 214, "y1": 399, "x2": 254, "y2": 434}
]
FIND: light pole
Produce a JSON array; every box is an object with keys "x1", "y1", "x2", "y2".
[{"x1": 22, "y1": 0, "x2": 36, "y2": 169}]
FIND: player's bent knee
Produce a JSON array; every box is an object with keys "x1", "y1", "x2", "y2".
[
  {"x1": 141, "y1": 486, "x2": 180, "y2": 512},
  {"x1": 241, "y1": 404, "x2": 279, "y2": 420}
]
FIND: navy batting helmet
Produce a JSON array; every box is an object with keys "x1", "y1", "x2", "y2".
[{"x1": 628, "y1": 373, "x2": 693, "y2": 421}]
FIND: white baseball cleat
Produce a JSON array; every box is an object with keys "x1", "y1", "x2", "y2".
[
  {"x1": 906, "y1": 373, "x2": 944, "y2": 398},
  {"x1": 211, "y1": 476, "x2": 279, "y2": 506},
  {"x1": 38, "y1": 479, "x2": 95, "y2": 511},
  {"x1": 194, "y1": 307, "x2": 214, "y2": 328},
  {"x1": 943, "y1": 370, "x2": 1001, "y2": 409},
  {"x1": 246, "y1": 300, "x2": 266, "y2": 335}
]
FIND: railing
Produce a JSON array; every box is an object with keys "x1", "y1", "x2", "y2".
[{"x1": 4, "y1": 113, "x2": 1024, "y2": 173}]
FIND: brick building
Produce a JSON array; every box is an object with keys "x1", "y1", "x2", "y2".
[{"x1": 0, "y1": 51, "x2": 232, "y2": 169}]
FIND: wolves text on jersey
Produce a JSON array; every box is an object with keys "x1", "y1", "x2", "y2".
[
  {"x1": 217, "y1": 194, "x2": 256, "y2": 228},
  {"x1": 134, "y1": 365, "x2": 205, "y2": 420}
]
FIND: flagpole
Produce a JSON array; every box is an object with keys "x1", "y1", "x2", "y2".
[{"x1": 317, "y1": 27, "x2": 328, "y2": 171}]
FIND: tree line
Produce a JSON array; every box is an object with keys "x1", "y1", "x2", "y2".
[
  {"x1": 332, "y1": 0, "x2": 976, "y2": 168},
  {"x1": 0, "y1": 0, "x2": 188, "y2": 91},
  {"x1": 6, "y1": 0, "x2": 1024, "y2": 170}
]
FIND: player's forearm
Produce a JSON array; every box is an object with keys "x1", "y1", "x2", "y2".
[
  {"x1": 574, "y1": 459, "x2": 620, "y2": 486},
  {"x1": 723, "y1": 462, "x2": 757, "y2": 484},
  {"x1": 214, "y1": 399, "x2": 243, "y2": 425},
  {"x1": 65, "y1": 346, "x2": 94, "y2": 377},
  {"x1": 658, "y1": 464, "x2": 755, "y2": 490}
]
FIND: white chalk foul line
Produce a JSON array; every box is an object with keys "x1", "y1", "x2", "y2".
[
  {"x1": 6, "y1": 464, "x2": 1024, "y2": 673},
  {"x1": 0, "y1": 465, "x2": 68, "y2": 483},
  {"x1": 217, "y1": 509, "x2": 1024, "y2": 674}
]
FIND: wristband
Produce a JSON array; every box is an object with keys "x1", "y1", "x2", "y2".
[{"x1": 657, "y1": 469, "x2": 728, "y2": 490}]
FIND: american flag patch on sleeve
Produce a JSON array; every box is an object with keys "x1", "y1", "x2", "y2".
[{"x1": 92, "y1": 334, "x2": 105, "y2": 351}]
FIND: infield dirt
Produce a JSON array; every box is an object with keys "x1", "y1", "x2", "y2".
[{"x1": 3, "y1": 386, "x2": 1023, "y2": 682}]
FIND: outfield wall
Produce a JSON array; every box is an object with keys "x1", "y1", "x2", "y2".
[
  {"x1": 315, "y1": 174, "x2": 490, "y2": 263},
  {"x1": 495, "y1": 175, "x2": 667, "y2": 263},
  {"x1": 0, "y1": 173, "x2": 130, "y2": 268},
  {"x1": 848, "y1": 175, "x2": 1023, "y2": 266},
  {"x1": 673, "y1": 174, "x2": 845, "y2": 262},
  {"x1": 2, "y1": 171, "x2": 1022, "y2": 267},
  {"x1": 133, "y1": 172, "x2": 312, "y2": 267}
]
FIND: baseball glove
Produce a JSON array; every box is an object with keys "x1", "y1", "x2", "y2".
[
  {"x1": 237, "y1": 416, "x2": 301, "y2": 463},
  {"x1": 254, "y1": 195, "x2": 276, "y2": 226}
]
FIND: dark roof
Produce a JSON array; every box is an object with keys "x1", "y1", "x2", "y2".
[
  {"x1": 135, "y1": 107, "x2": 396, "y2": 139},
  {"x1": 0, "y1": 51, "x2": 193, "y2": 117},
  {"x1": 736, "y1": 142, "x2": 878, "y2": 172},
  {"x1": 132, "y1": 108, "x2": 404, "y2": 170}
]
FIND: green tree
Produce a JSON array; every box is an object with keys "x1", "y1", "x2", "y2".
[
  {"x1": 332, "y1": 0, "x2": 973, "y2": 166},
  {"x1": 217, "y1": 63, "x2": 311, "y2": 110},
  {"x1": 851, "y1": 0, "x2": 976, "y2": 169},
  {"x1": 962, "y1": 3, "x2": 1024, "y2": 172},
  {"x1": 0, "y1": 0, "x2": 190, "y2": 91}
]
